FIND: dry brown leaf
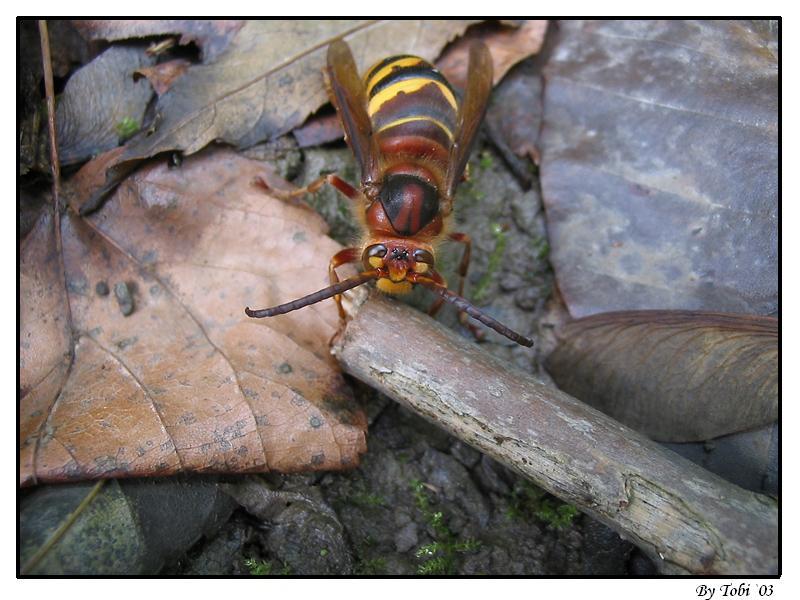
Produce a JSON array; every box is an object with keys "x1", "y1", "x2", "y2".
[
  {"x1": 293, "y1": 113, "x2": 344, "y2": 149},
  {"x1": 20, "y1": 148, "x2": 367, "y2": 486},
  {"x1": 486, "y1": 70, "x2": 542, "y2": 165},
  {"x1": 437, "y1": 20, "x2": 548, "y2": 88},
  {"x1": 20, "y1": 212, "x2": 73, "y2": 484},
  {"x1": 82, "y1": 20, "x2": 477, "y2": 211},
  {"x1": 135, "y1": 59, "x2": 191, "y2": 96},
  {"x1": 545, "y1": 310, "x2": 778, "y2": 443},
  {"x1": 72, "y1": 20, "x2": 245, "y2": 62}
]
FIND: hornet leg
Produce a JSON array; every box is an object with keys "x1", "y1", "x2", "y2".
[
  {"x1": 329, "y1": 247, "x2": 362, "y2": 320},
  {"x1": 426, "y1": 269, "x2": 447, "y2": 317},
  {"x1": 255, "y1": 173, "x2": 363, "y2": 204},
  {"x1": 433, "y1": 233, "x2": 484, "y2": 341},
  {"x1": 448, "y1": 232, "x2": 472, "y2": 298}
]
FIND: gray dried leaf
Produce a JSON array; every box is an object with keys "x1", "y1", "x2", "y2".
[
  {"x1": 73, "y1": 20, "x2": 245, "y2": 63},
  {"x1": 539, "y1": 20, "x2": 778, "y2": 317},
  {"x1": 124, "y1": 21, "x2": 473, "y2": 159},
  {"x1": 545, "y1": 310, "x2": 778, "y2": 442},
  {"x1": 56, "y1": 45, "x2": 156, "y2": 166},
  {"x1": 87, "y1": 20, "x2": 477, "y2": 207},
  {"x1": 663, "y1": 422, "x2": 778, "y2": 494}
]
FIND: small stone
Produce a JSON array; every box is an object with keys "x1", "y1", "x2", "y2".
[
  {"x1": 499, "y1": 272, "x2": 525, "y2": 292},
  {"x1": 95, "y1": 281, "x2": 109, "y2": 296},
  {"x1": 450, "y1": 441, "x2": 481, "y2": 469},
  {"x1": 510, "y1": 189, "x2": 543, "y2": 235},
  {"x1": 514, "y1": 286, "x2": 540, "y2": 311},
  {"x1": 266, "y1": 501, "x2": 352, "y2": 575},
  {"x1": 474, "y1": 455, "x2": 512, "y2": 495},
  {"x1": 394, "y1": 510, "x2": 412, "y2": 527},
  {"x1": 114, "y1": 282, "x2": 134, "y2": 316},
  {"x1": 461, "y1": 547, "x2": 493, "y2": 575},
  {"x1": 628, "y1": 549, "x2": 658, "y2": 575},
  {"x1": 394, "y1": 521, "x2": 418, "y2": 553},
  {"x1": 422, "y1": 449, "x2": 491, "y2": 526}
]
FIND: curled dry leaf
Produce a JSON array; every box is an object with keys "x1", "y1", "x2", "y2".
[
  {"x1": 484, "y1": 65, "x2": 543, "y2": 185},
  {"x1": 20, "y1": 148, "x2": 367, "y2": 486},
  {"x1": 72, "y1": 20, "x2": 245, "y2": 63},
  {"x1": 27, "y1": 45, "x2": 155, "y2": 170},
  {"x1": 293, "y1": 112, "x2": 344, "y2": 149},
  {"x1": 84, "y1": 20, "x2": 477, "y2": 210},
  {"x1": 135, "y1": 59, "x2": 191, "y2": 96},
  {"x1": 486, "y1": 67, "x2": 542, "y2": 160},
  {"x1": 539, "y1": 20, "x2": 778, "y2": 318},
  {"x1": 437, "y1": 19, "x2": 548, "y2": 88},
  {"x1": 57, "y1": 45, "x2": 155, "y2": 165},
  {"x1": 545, "y1": 310, "x2": 778, "y2": 443}
]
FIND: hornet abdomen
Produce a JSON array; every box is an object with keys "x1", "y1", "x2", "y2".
[{"x1": 363, "y1": 55, "x2": 458, "y2": 237}]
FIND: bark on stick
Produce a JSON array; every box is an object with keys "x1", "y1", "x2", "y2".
[{"x1": 331, "y1": 293, "x2": 778, "y2": 575}]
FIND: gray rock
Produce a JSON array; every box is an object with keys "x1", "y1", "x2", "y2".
[
  {"x1": 394, "y1": 522, "x2": 419, "y2": 553},
  {"x1": 580, "y1": 519, "x2": 632, "y2": 575},
  {"x1": 180, "y1": 521, "x2": 248, "y2": 575},
  {"x1": 421, "y1": 449, "x2": 491, "y2": 527},
  {"x1": 266, "y1": 502, "x2": 352, "y2": 575},
  {"x1": 394, "y1": 510, "x2": 412, "y2": 527},
  {"x1": 380, "y1": 554, "x2": 416, "y2": 575},
  {"x1": 461, "y1": 547, "x2": 493, "y2": 575},
  {"x1": 450, "y1": 440, "x2": 481, "y2": 469},
  {"x1": 473, "y1": 455, "x2": 512, "y2": 496}
]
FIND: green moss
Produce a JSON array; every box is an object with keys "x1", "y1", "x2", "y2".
[
  {"x1": 415, "y1": 541, "x2": 443, "y2": 558},
  {"x1": 472, "y1": 223, "x2": 508, "y2": 303},
  {"x1": 244, "y1": 557, "x2": 292, "y2": 576},
  {"x1": 479, "y1": 150, "x2": 494, "y2": 170},
  {"x1": 417, "y1": 555, "x2": 450, "y2": 575},
  {"x1": 505, "y1": 480, "x2": 579, "y2": 530},
  {"x1": 536, "y1": 501, "x2": 579, "y2": 529},
  {"x1": 532, "y1": 237, "x2": 550, "y2": 262},
  {"x1": 341, "y1": 162, "x2": 357, "y2": 184},
  {"x1": 116, "y1": 116, "x2": 140, "y2": 142},
  {"x1": 454, "y1": 164, "x2": 486, "y2": 209},
  {"x1": 244, "y1": 557, "x2": 272, "y2": 575},
  {"x1": 350, "y1": 492, "x2": 387, "y2": 508},
  {"x1": 453, "y1": 538, "x2": 482, "y2": 552},
  {"x1": 354, "y1": 557, "x2": 387, "y2": 575},
  {"x1": 411, "y1": 479, "x2": 431, "y2": 512},
  {"x1": 410, "y1": 480, "x2": 483, "y2": 575}
]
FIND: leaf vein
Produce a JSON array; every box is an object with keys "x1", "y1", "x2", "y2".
[
  {"x1": 82, "y1": 218, "x2": 271, "y2": 468},
  {"x1": 84, "y1": 335, "x2": 186, "y2": 471}
]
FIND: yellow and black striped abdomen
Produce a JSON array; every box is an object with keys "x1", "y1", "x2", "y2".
[{"x1": 364, "y1": 55, "x2": 458, "y2": 164}]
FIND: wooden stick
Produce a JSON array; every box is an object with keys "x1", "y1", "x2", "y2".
[{"x1": 331, "y1": 292, "x2": 778, "y2": 575}]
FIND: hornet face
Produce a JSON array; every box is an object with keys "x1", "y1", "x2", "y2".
[{"x1": 362, "y1": 242, "x2": 435, "y2": 293}]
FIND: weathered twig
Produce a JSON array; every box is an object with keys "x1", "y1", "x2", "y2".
[
  {"x1": 38, "y1": 20, "x2": 60, "y2": 201},
  {"x1": 331, "y1": 292, "x2": 778, "y2": 575}
]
